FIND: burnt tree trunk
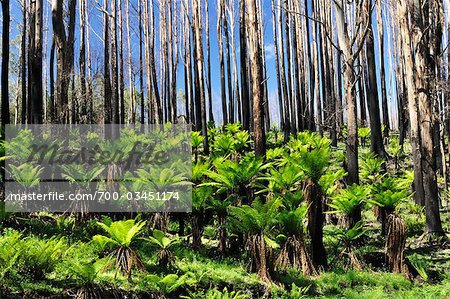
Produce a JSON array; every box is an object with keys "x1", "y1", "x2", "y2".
[{"x1": 246, "y1": 0, "x2": 265, "y2": 157}]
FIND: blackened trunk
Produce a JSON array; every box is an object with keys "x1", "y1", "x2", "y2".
[
  {"x1": 1, "y1": 0, "x2": 11, "y2": 126},
  {"x1": 366, "y1": 4, "x2": 385, "y2": 158},
  {"x1": 305, "y1": 179, "x2": 327, "y2": 269}
]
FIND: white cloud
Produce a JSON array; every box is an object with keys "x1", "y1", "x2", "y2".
[{"x1": 264, "y1": 44, "x2": 275, "y2": 61}]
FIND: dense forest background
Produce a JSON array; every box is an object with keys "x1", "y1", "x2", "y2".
[
  {"x1": 1, "y1": 0, "x2": 450, "y2": 298},
  {"x1": 1, "y1": 0, "x2": 448, "y2": 233}
]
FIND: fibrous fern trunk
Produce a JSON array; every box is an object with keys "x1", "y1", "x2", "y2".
[
  {"x1": 247, "y1": 233, "x2": 272, "y2": 284},
  {"x1": 218, "y1": 213, "x2": 227, "y2": 253},
  {"x1": 115, "y1": 247, "x2": 144, "y2": 280},
  {"x1": 386, "y1": 214, "x2": 409, "y2": 277},
  {"x1": 379, "y1": 207, "x2": 394, "y2": 237},
  {"x1": 75, "y1": 285, "x2": 102, "y2": 299},
  {"x1": 191, "y1": 212, "x2": 204, "y2": 249},
  {"x1": 276, "y1": 235, "x2": 316, "y2": 276},
  {"x1": 153, "y1": 212, "x2": 170, "y2": 233},
  {"x1": 304, "y1": 179, "x2": 327, "y2": 269}
]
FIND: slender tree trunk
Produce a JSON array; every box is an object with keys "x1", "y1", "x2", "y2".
[
  {"x1": 343, "y1": 65, "x2": 359, "y2": 186},
  {"x1": 335, "y1": 51, "x2": 344, "y2": 131},
  {"x1": 103, "y1": 0, "x2": 112, "y2": 124},
  {"x1": 49, "y1": 38, "x2": 55, "y2": 123},
  {"x1": 125, "y1": 0, "x2": 134, "y2": 124},
  {"x1": 205, "y1": 0, "x2": 214, "y2": 123},
  {"x1": 304, "y1": 0, "x2": 313, "y2": 130},
  {"x1": 79, "y1": 0, "x2": 87, "y2": 123},
  {"x1": 256, "y1": 0, "x2": 270, "y2": 132},
  {"x1": 292, "y1": 0, "x2": 303, "y2": 132},
  {"x1": 20, "y1": 0, "x2": 27, "y2": 124},
  {"x1": 229, "y1": 1, "x2": 240, "y2": 125},
  {"x1": 183, "y1": 0, "x2": 194, "y2": 124},
  {"x1": 224, "y1": 3, "x2": 234, "y2": 123},
  {"x1": 27, "y1": 2, "x2": 34, "y2": 123},
  {"x1": 182, "y1": 3, "x2": 190, "y2": 122},
  {"x1": 376, "y1": 1, "x2": 389, "y2": 140},
  {"x1": 365, "y1": 1, "x2": 385, "y2": 158},
  {"x1": 218, "y1": 0, "x2": 228, "y2": 125},
  {"x1": 143, "y1": 0, "x2": 154, "y2": 123},
  {"x1": 52, "y1": 0, "x2": 76, "y2": 124},
  {"x1": 334, "y1": 0, "x2": 359, "y2": 186},
  {"x1": 29, "y1": 0, "x2": 43, "y2": 124},
  {"x1": 111, "y1": 0, "x2": 119, "y2": 124},
  {"x1": 411, "y1": 0, "x2": 445, "y2": 237},
  {"x1": 150, "y1": 0, "x2": 161, "y2": 123},
  {"x1": 1, "y1": 0, "x2": 11, "y2": 126},
  {"x1": 318, "y1": 1, "x2": 329, "y2": 136},
  {"x1": 239, "y1": 0, "x2": 250, "y2": 130},
  {"x1": 118, "y1": 0, "x2": 125, "y2": 124},
  {"x1": 271, "y1": 0, "x2": 284, "y2": 133},
  {"x1": 246, "y1": 0, "x2": 265, "y2": 157},
  {"x1": 322, "y1": 1, "x2": 335, "y2": 142},
  {"x1": 86, "y1": 1, "x2": 93, "y2": 123},
  {"x1": 171, "y1": 0, "x2": 178, "y2": 122},
  {"x1": 161, "y1": 0, "x2": 169, "y2": 122},
  {"x1": 192, "y1": 0, "x2": 209, "y2": 153},
  {"x1": 397, "y1": 0, "x2": 425, "y2": 206},
  {"x1": 0, "y1": 0, "x2": 10, "y2": 202},
  {"x1": 358, "y1": 55, "x2": 367, "y2": 126},
  {"x1": 394, "y1": 32, "x2": 407, "y2": 149},
  {"x1": 278, "y1": 0, "x2": 290, "y2": 138},
  {"x1": 285, "y1": 0, "x2": 296, "y2": 134},
  {"x1": 138, "y1": 0, "x2": 144, "y2": 124},
  {"x1": 312, "y1": 0, "x2": 322, "y2": 134}
]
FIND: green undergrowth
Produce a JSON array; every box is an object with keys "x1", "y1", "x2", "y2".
[{"x1": 1, "y1": 229, "x2": 450, "y2": 298}]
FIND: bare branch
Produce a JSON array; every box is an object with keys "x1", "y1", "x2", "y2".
[{"x1": 278, "y1": 5, "x2": 343, "y2": 54}]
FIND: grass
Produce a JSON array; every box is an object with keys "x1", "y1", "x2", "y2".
[{"x1": 1, "y1": 228, "x2": 449, "y2": 298}]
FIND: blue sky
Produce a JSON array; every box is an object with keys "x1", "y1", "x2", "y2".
[{"x1": 3, "y1": 0, "x2": 400, "y2": 127}]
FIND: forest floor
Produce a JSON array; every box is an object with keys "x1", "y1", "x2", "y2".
[{"x1": 0, "y1": 203, "x2": 448, "y2": 298}]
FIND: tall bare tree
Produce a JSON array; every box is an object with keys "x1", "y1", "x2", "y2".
[
  {"x1": 52, "y1": 0, "x2": 76, "y2": 124},
  {"x1": 1, "y1": 0, "x2": 11, "y2": 126},
  {"x1": 125, "y1": 0, "x2": 134, "y2": 123},
  {"x1": 28, "y1": 0, "x2": 43, "y2": 124},
  {"x1": 218, "y1": 0, "x2": 228, "y2": 125},
  {"x1": 118, "y1": 0, "x2": 125, "y2": 124},
  {"x1": 333, "y1": 0, "x2": 369, "y2": 187},
  {"x1": 143, "y1": 0, "x2": 153, "y2": 123},
  {"x1": 364, "y1": 0, "x2": 385, "y2": 158},
  {"x1": 246, "y1": 0, "x2": 265, "y2": 157},
  {"x1": 304, "y1": 0, "x2": 314, "y2": 131},
  {"x1": 182, "y1": 0, "x2": 194, "y2": 123},
  {"x1": 192, "y1": 0, "x2": 208, "y2": 152},
  {"x1": 103, "y1": 0, "x2": 112, "y2": 124},
  {"x1": 79, "y1": 0, "x2": 87, "y2": 122},
  {"x1": 138, "y1": 0, "x2": 144, "y2": 124},
  {"x1": 277, "y1": 0, "x2": 290, "y2": 138},
  {"x1": 376, "y1": 0, "x2": 389, "y2": 140},
  {"x1": 149, "y1": 0, "x2": 161, "y2": 123},
  {"x1": 205, "y1": 0, "x2": 214, "y2": 123},
  {"x1": 284, "y1": 0, "x2": 295, "y2": 134},
  {"x1": 397, "y1": 0, "x2": 445, "y2": 238},
  {"x1": 20, "y1": 0, "x2": 27, "y2": 124},
  {"x1": 227, "y1": 1, "x2": 240, "y2": 124},
  {"x1": 111, "y1": 0, "x2": 119, "y2": 124},
  {"x1": 239, "y1": 0, "x2": 250, "y2": 130},
  {"x1": 86, "y1": 0, "x2": 93, "y2": 123},
  {"x1": 271, "y1": 0, "x2": 284, "y2": 133},
  {"x1": 312, "y1": 0, "x2": 321, "y2": 134},
  {"x1": 224, "y1": 0, "x2": 234, "y2": 123}
]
